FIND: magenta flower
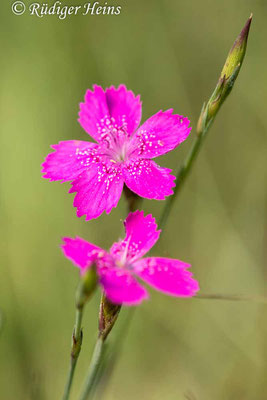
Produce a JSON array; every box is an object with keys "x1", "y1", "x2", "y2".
[
  {"x1": 42, "y1": 85, "x2": 191, "y2": 220},
  {"x1": 62, "y1": 211, "x2": 199, "y2": 305}
]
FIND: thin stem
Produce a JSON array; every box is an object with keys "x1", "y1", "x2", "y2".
[
  {"x1": 159, "y1": 132, "x2": 205, "y2": 231},
  {"x1": 159, "y1": 17, "x2": 252, "y2": 232},
  {"x1": 62, "y1": 359, "x2": 76, "y2": 400},
  {"x1": 159, "y1": 101, "x2": 217, "y2": 232},
  {"x1": 91, "y1": 307, "x2": 136, "y2": 398},
  {"x1": 74, "y1": 307, "x2": 83, "y2": 338},
  {"x1": 196, "y1": 293, "x2": 267, "y2": 303},
  {"x1": 78, "y1": 337, "x2": 105, "y2": 400},
  {"x1": 62, "y1": 307, "x2": 84, "y2": 400}
]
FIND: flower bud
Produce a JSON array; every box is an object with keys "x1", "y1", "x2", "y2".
[
  {"x1": 221, "y1": 14, "x2": 252, "y2": 80},
  {"x1": 197, "y1": 15, "x2": 252, "y2": 136},
  {"x1": 76, "y1": 266, "x2": 98, "y2": 310}
]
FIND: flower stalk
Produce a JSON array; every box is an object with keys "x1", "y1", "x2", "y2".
[
  {"x1": 159, "y1": 14, "x2": 252, "y2": 231},
  {"x1": 62, "y1": 267, "x2": 98, "y2": 400},
  {"x1": 78, "y1": 337, "x2": 105, "y2": 400},
  {"x1": 78, "y1": 295, "x2": 121, "y2": 400},
  {"x1": 62, "y1": 308, "x2": 83, "y2": 400}
]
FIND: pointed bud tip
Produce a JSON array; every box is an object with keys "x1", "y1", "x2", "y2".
[
  {"x1": 220, "y1": 15, "x2": 252, "y2": 80},
  {"x1": 231, "y1": 15, "x2": 252, "y2": 53},
  {"x1": 239, "y1": 14, "x2": 253, "y2": 43}
]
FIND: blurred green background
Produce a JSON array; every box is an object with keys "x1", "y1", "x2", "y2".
[{"x1": 1, "y1": 0, "x2": 266, "y2": 399}]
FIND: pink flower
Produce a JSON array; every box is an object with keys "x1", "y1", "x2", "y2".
[
  {"x1": 42, "y1": 85, "x2": 191, "y2": 220},
  {"x1": 61, "y1": 211, "x2": 199, "y2": 305}
]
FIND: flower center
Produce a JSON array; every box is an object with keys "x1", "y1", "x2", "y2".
[
  {"x1": 105, "y1": 129, "x2": 131, "y2": 162},
  {"x1": 112, "y1": 236, "x2": 132, "y2": 269},
  {"x1": 98, "y1": 118, "x2": 136, "y2": 164}
]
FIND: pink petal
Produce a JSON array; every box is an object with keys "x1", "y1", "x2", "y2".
[
  {"x1": 134, "y1": 110, "x2": 191, "y2": 158},
  {"x1": 78, "y1": 85, "x2": 110, "y2": 142},
  {"x1": 105, "y1": 85, "x2": 142, "y2": 134},
  {"x1": 110, "y1": 210, "x2": 160, "y2": 262},
  {"x1": 61, "y1": 237, "x2": 101, "y2": 273},
  {"x1": 134, "y1": 257, "x2": 199, "y2": 297},
  {"x1": 70, "y1": 162, "x2": 124, "y2": 220},
  {"x1": 42, "y1": 140, "x2": 98, "y2": 182},
  {"x1": 123, "y1": 159, "x2": 175, "y2": 200},
  {"x1": 98, "y1": 265, "x2": 148, "y2": 305},
  {"x1": 78, "y1": 85, "x2": 142, "y2": 142}
]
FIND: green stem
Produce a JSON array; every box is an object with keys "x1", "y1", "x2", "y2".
[
  {"x1": 159, "y1": 128, "x2": 208, "y2": 231},
  {"x1": 78, "y1": 338, "x2": 105, "y2": 400},
  {"x1": 62, "y1": 359, "x2": 76, "y2": 400},
  {"x1": 90, "y1": 307, "x2": 136, "y2": 398},
  {"x1": 74, "y1": 307, "x2": 83, "y2": 338},
  {"x1": 159, "y1": 16, "x2": 252, "y2": 232},
  {"x1": 196, "y1": 293, "x2": 267, "y2": 303},
  {"x1": 62, "y1": 307, "x2": 84, "y2": 400}
]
